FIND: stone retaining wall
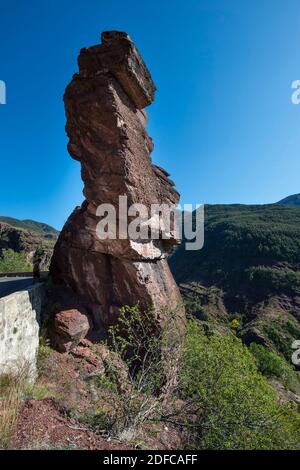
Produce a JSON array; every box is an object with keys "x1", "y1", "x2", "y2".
[{"x1": 0, "y1": 283, "x2": 45, "y2": 380}]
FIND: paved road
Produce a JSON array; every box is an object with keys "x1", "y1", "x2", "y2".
[{"x1": 0, "y1": 277, "x2": 34, "y2": 298}]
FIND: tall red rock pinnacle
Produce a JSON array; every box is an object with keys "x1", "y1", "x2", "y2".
[{"x1": 50, "y1": 31, "x2": 185, "y2": 329}]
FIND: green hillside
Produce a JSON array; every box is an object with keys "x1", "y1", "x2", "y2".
[
  {"x1": 0, "y1": 216, "x2": 59, "y2": 240},
  {"x1": 0, "y1": 217, "x2": 59, "y2": 273},
  {"x1": 277, "y1": 193, "x2": 300, "y2": 207},
  {"x1": 169, "y1": 204, "x2": 300, "y2": 380},
  {"x1": 170, "y1": 204, "x2": 300, "y2": 291}
]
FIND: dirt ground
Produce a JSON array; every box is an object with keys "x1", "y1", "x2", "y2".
[{"x1": 12, "y1": 398, "x2": 130, "y2": 450}]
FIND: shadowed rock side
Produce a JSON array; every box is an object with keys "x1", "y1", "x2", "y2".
[{"x1": 50, "y1": 31, "x2": 185, "y2": 330}]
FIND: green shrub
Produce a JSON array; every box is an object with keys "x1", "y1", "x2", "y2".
[
  {"x1": 109, "y1": 304, "x2": 178, "y2": 393},
  {"x1": 194, "y1": 308, "x2": 209, "y2": 322},
  {"x1": 184, "y1": 298, "x2": 209, "y2": 321},
  {"x1": 249, "y1": 343, "x2": 292, "y2": 378},
  {"x1": 282, "y1": 320, "x2": 300, "y2": 339},
  {"x1": 36, "y1": 338, "x2": 52, "y2": 374},
  {"x1": 263, "y1": 324, "x2": 292, "y2": 360},
  {"x1": 180, "y1": 321, "x2": 300, "y2": 449},
  {"x1": 24, "y1": 384, "x2": 53, "y2": 400},
  {"x1": 79, "y1": 409, "x2": 110, "y2": 432},
  {"x1": 245, "y1": 266, "x2": 300, "y2": 296},
  {"x1": 249, "y1": 343, "x2": 298, "y2": 390},
  {"x1": 0, "y1": 249, "x2": 32, "y2": 273},
  {"x1": 103, "y1": 304, "x2": 184, "y2": 441},
  {"x1": 89, "y1": 374, "x2": 118, "y2": 393},
  {"x1": 230, "y1": 319, "x2": 240, "y2": 330}
]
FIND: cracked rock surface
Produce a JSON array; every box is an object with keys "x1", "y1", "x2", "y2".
[{"x1": 50, "y1": 31, "x2": 185, "y2": 328}]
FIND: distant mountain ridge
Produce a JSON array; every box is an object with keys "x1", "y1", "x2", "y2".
[
  {"x1": 277, "y1": 193, "x2": 300, "y2": 207},
  {"x1": 0, "y1": 216, "x2": 59, "y2": 240}
]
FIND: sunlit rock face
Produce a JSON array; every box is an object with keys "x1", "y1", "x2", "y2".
[{"x1": 50, "y1": 31, "x2": 185, "y2": 329}]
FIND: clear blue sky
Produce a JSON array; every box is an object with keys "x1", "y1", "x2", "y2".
[{"x1": 0, "y1": 0, "x2": 300, "y2": 229}]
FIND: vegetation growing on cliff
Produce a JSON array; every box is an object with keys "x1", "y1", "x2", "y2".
[
  {"x1": 181, "y1": 322, "x2": 300, "y2": 449},
  {"x1": 169, "y1": 203, "x2": 300, "y2": 391},
  {"x1": 0, "y1": 217, "x2": 58, "y2": 273},
  {"x1": 0, "y1": 249, "x2": 32, "y2": 273},
  {"x1": 170, "y1": 203, "x2": 300, "y2": 288},
  {"x1": 1, "y1": 308, "x2": 300, "y2": 450}
]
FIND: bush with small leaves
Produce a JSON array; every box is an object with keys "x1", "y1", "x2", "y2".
[
  {"x1": 249, "y1": 342, "x2": 299, "y2": 391},
  {"x1": 0, "y1": 249, "x2": 32, "y2": 273},
  {"x1": 230, "y1": 319, "x2": 240, "y2": 330},
  {"x1": 180, "y1": 321, "x2": 300, "y2": 449}
]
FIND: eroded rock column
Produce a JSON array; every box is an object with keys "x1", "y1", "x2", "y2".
[{"x1": 50, "y1": 31, "x2": 185, "y2": 331}]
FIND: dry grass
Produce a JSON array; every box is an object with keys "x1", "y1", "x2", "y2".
[{"x1": 0, "y1": 367, "x2": 28, "y2": 449}]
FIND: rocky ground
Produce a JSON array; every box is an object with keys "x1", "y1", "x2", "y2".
[
  {"x1": 12, "y1": 398, "x2": 130, "y2": 450},
  {"x1": 9, "y1": 338, "x2": 184, "y2": 450}
]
